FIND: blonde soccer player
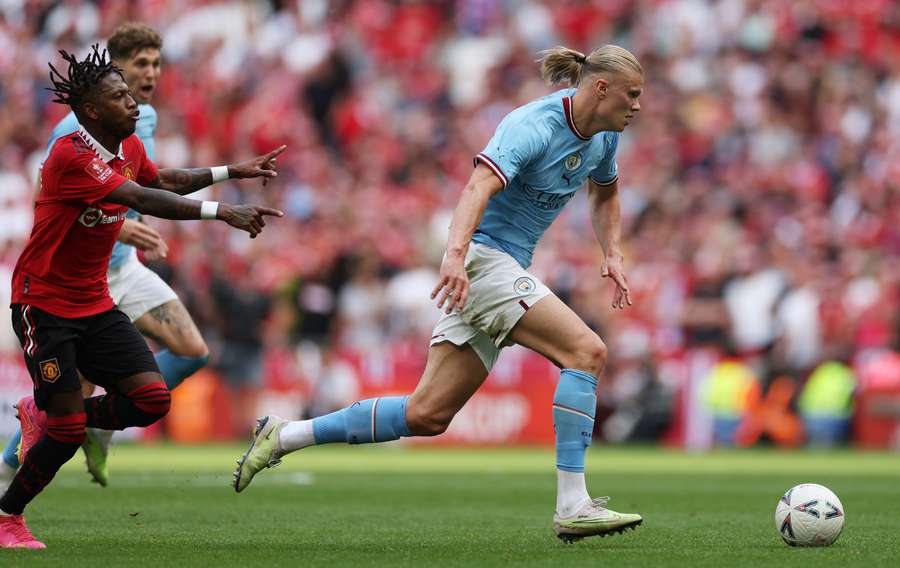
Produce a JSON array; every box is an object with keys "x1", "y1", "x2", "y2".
[{"x1": 234, "y1": 44, "x2": 645, "y2": 542}]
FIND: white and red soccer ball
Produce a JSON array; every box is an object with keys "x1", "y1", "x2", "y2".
[{"x1": 775, "y1": 483, "x2": 844, "y2": 547}]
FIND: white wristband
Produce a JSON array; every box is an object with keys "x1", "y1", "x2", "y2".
[
  {"x1": 200, "y1": 201, "x2": 219, "y2": 220},
  {"x1": 210, "y1": 166, "x2": 229, "y2": 184}
]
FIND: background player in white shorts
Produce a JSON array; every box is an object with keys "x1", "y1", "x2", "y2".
[
  {"x1": 2, "y1": 24, "x2": 209, "y2": 488},
  {"x1": 234, "y1": 44, "x2": 645, "y2": 541}
]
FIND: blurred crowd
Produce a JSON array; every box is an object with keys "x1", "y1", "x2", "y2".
[{"x1": 0, "y1": 0, "x2": 897, "y2": 435}]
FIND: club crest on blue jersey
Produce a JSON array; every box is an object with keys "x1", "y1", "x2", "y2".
[
  {"x1": 564, "y1": 153, "x2": 582, "y2": 171},
  {"x1": 514, "y1": 276, "x2": 536, "y2": 296}
]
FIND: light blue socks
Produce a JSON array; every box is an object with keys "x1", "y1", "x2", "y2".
[
  {"x1": 312, "y1": 396, "x2": 412, "y2": 444},
  {"x1": 1, "y1": 430, "x2": 21, "y2": 469},
  {"x1": 553, "y1": 369, "x2": 598, "y2": 472},
  {"x1": 155, "y1": 350, "x2": 208, "y2": 390}
]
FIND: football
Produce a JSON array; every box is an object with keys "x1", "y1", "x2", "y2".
[{"x1": 775, "y1": 483, "x2": 845, "y2": 547}]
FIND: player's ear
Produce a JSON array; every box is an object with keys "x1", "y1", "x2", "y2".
[
  {"x1": 80, "y1": 101, "x2": 100, "y2": 121},
  {"x1": 593, "y1": 77, "x2": 608, "y2": 100}
]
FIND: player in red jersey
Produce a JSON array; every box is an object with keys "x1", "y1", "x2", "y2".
[{"x1": 0, "y1": 46, "x2": 284, "y2": 549}]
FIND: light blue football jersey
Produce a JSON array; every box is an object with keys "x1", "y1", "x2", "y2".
[
  {"x1": 45, "y1": 104, "x2": 158, "y2": 268},
  {"x1": 472, "y1": 88, "x2": 619, "y2": 268}
]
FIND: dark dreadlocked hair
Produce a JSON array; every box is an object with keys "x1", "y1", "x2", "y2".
[{"x1": 47, "y1": 44, "x2": 122, "y2": 109}]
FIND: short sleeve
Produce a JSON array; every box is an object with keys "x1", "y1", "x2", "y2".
[
  {"x1": 589, "y1": 133, "x2": 620, "y2": 186},
  {"x1": 474, "y1": 115, "x2": 547, "y2": 188},
  {"x1": 54, "y1": 151, "x2": 128, "y2": 204}
]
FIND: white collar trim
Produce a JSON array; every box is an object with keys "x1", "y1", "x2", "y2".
[{"x1": 77, "y1": 125, "x2": 124, "y2": 162}]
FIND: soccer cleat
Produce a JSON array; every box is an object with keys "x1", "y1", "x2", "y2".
[
  {"x1": 232, "y1": 415, "x2": 288, "y2": 493},
  {"x1": 0, "y1": 514, "x2": 46, "y2": 548},
  {"x1": 553, "y1": 497, "x2": 643, "y2": 543},
  {"x1": 82, "y1": 428, "x2": 113, "y2": 487},
  {"x1": 15, "y1": 397, "x2": 47, "y2": 464}
]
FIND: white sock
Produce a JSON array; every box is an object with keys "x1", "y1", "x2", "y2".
[
  {"x1": 278, "y1": 420, "x2": 316, "y2": 453},
  {"x1": 556, "y1": 469, "x2": 590, "y2": 517},
  {"x1": 0, "y1": 460, "x2": 16, "y2": 494}
]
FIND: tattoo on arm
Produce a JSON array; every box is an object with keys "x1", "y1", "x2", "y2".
[
  {"x1": 154, "y1": 168, "x2": 214, "y2": 195},
  {"x1": 138, "y1": 188, "x2": 203, "y2": 219},
  {"x1": 106, "y1": 180, "x2": 204, "y2": 219}
]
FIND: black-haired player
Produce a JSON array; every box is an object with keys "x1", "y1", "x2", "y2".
[{"x1": 0, "y1": 46, "x2": 284, "y2": 548}]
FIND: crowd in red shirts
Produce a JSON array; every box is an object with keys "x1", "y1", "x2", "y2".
[{"x1": 0, "y1": 1, "x2": 897, "y2": 434}]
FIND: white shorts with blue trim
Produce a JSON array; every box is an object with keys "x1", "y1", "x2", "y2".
[
  {"x1": 430, "y1": 243, "x2": 551, "y2": 371},
  {"x1": 107, "y1": 248, "x2": 178, "y2": 322}
]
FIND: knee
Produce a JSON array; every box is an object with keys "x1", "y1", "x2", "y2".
[
  {"x1": 562, "y1": 333, "x2": 608, "y2": 377},
  {"x1": 128, "y1": 382, "x2": 171, "y2": 425},
  {"x1": 405, "y1": 403, "x2": 453, "y2": 437}
]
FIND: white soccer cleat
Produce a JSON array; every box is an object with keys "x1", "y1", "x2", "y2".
[
  {"x1": 553, "y1": 496, "x2": 643, "y2": 543},
  {"x1": 232, "y1": 415, "x2": 288, "y2": 493}
]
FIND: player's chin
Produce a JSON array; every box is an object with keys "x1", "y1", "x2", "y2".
[
  {"x1": 134, "y1": 90, "x2": 154, "y2": 104},
  {"x1": 120, "y1": 121, "x2": 137, "y2": 138}
]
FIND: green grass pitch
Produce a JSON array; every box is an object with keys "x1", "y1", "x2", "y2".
[{"x1": 2, "y1": 444, "x2": 899, "y2": 566}]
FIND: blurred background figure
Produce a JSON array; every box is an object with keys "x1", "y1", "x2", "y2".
[
  {"x1": 0, "y1": 0, "x2": 896, "y2": 449},
  {"x1": 210, "y1": 262, "x2": 272, "y2": 437},
  {"x1": 798, "y1": 361, "x2": 856, "y2": 446}
]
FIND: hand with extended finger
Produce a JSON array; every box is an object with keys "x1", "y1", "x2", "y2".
[
  {"x1": 601, "y1": 249, "x2": 633, "y2": 310},
  {"x1": 431, "y1": 251, "x2": 469, "y2": 314},
  {"x1": 226, "y1": 145, "x2": 286, "y2": 186},
  {"x1": 218, "y1": 204, "x2": 284, "y2": 238}
]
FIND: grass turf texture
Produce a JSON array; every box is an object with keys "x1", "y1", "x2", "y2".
[{"x1": 1, "y1": 445, "x2": 899, "y2": 567}]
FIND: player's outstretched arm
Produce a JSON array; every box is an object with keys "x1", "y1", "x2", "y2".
[
  {"x1": 148, "y1": 145, "x2": 286, "y2": 195},
  {"x1": 587, "y1": 177, "x2": 631, "y2": 309},
  {"x1": 431, "y1": 164, "x2": 504, "y2": 313},
  {"x1": 106, "y1": 180, "x2": 284, "y2": 238}
]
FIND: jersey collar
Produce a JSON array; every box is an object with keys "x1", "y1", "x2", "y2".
[
  {"x1": 77, "y1": 125, "x2": 125, "y2": 163},
  {"x1": 562, "y1": 96, "x2": 591, "y2": 141}
]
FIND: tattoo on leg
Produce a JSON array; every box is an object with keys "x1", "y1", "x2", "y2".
[
  {"x1": 149, "y1": 304, "x2": 174, "y2": 326},
  {"x1": 150, "y1": 301, "x2": 202, "y2": 344}
]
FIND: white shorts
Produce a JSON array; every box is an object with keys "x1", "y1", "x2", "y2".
[
  {"x1": 430, "y1": 243, "x2": 552, "y2": 372},
  {"x1": 107, "y1": 249, "x2": 178, "y2": 322}
]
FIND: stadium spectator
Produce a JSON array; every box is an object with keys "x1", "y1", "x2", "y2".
[{"x1": 0, "y1": 0, "x2": 896, "y2": 443}]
